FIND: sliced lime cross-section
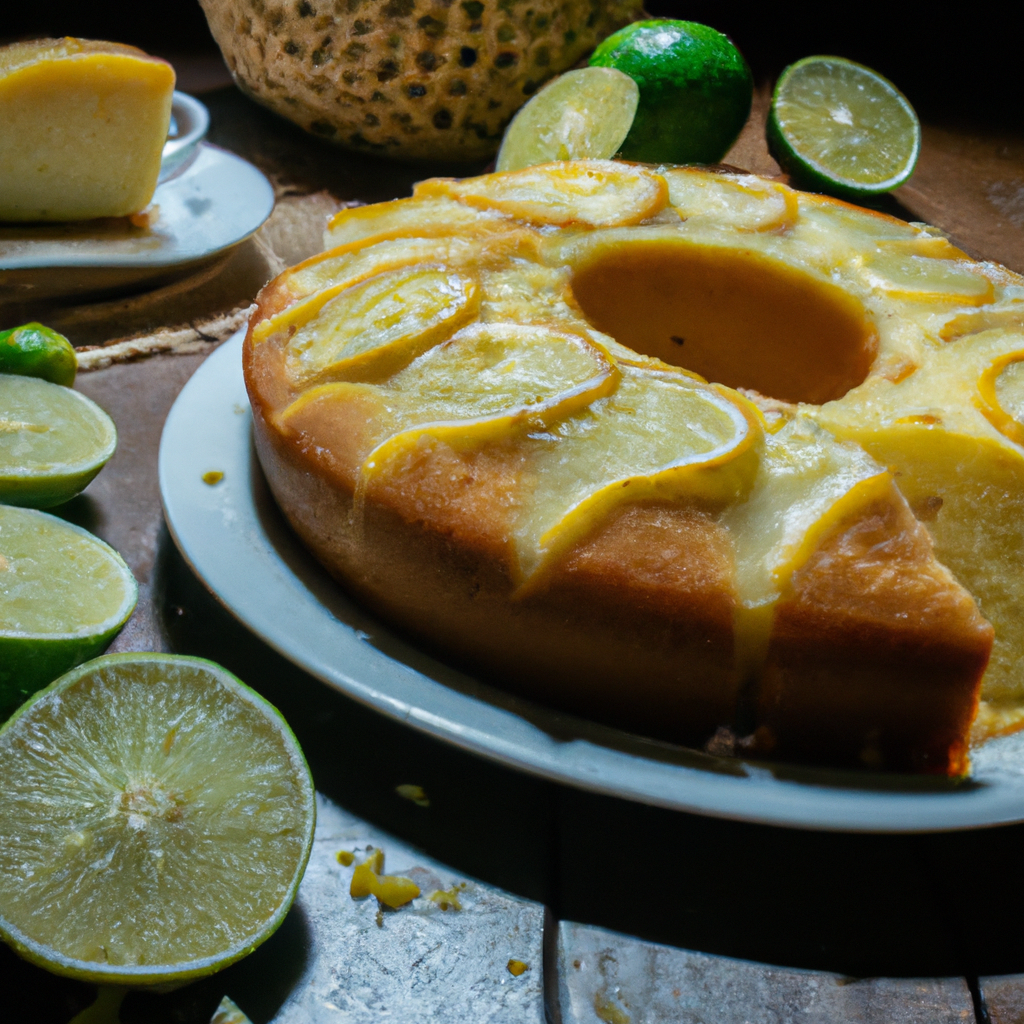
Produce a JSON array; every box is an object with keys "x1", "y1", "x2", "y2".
[
  {"x1": 0, "y1": 373, "x2": 117, "y2": 508},
  {"x1": 496, "y1": 66, "x2": 639, "y2": 173},
  {"x1": 767, "y1": 56, "x2": 921, "y2": 198},
  {"x1": 0, "y1": 504, "x2": 137, "y2": 716},
  {"x1": 0, "y1": 653, "x2": 315, "y2": 985}
]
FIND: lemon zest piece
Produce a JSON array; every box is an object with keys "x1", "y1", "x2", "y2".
[{"x1": 349, "y1": 848, "x2": 420, "y2": 909}]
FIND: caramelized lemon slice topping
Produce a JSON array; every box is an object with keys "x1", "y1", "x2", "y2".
[
  {"x1": 864, "y1": 253, "x2": 995, "y2": 306},
  {"x1": 724, "y1": 418, "x2": 891, "y2": 610},
  {"x1": 722, "y1": 418, "x2": 893, "y2": 682},
  {"x1": 372, "y1": 322, "x2": 618, "y2": 428},
  {"x1": 254, "y1": 229, "x2": 537, "y2": 345},
  {"x1": 281, "y1": 322, "x2": 618, "y2": 474},
  {"x1": 977, "y1": 351, "x2": 1024, "y2": 447},
  {"x1": 284, "y1": 266, "x2": 479, "y2": 386},
  {"x1": 663, "y1": 168, "x2": 798, "y2": 233},
  {"x1": 513, "y1": 366, "x2": 762, "y2": 583},
  {"x1": 281, "y1": 237, "x2": 487, "y2": 307},
  {"x1": 416, "y1": 160, "x2": 668, "y2": 228},
  {"x1": 282, "y1": 225, "x2": 538, "y2": 307},
  {"x1": 324, "y1": 196, "x2": 511, "y2": 250}
]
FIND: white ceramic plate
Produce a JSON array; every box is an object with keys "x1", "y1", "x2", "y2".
[
  {"x1": 0, "y1": 94, "x2": 273, "y2": 300},
  {"x1": 159, "y1": 329, "x2": 1024, "y2": 832}
]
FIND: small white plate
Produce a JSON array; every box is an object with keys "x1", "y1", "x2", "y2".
[
  {"x1": 159, "y1": 329, "x2": 1024, "y2": 833},
  {"x1": 0, "y1": 94, "x2": 273, "y2": 301}
]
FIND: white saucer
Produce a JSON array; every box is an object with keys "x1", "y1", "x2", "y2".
[{"x1": 159, "y1": 329, "x2": 1024, "y2": 833}]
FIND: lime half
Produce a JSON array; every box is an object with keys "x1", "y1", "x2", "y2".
[
  {"x1": 0, "y1": 373, "x2": 117, "y2": 508},
  {"x1": 0, "y1": 504, "x2": 137, "y2": 716},
  {"x1": 768, "y1": 56, "x2": 921, "y2": 197},
  {"x1": 0, "y1": 654, "x2": 315, "y2": 985},
  {"x1": 589, "y1": 19, "x2": 752, "y2": 165},
  {"x1": 496, "y1": 67, "x2": 639, "y2": 172},
  {"x1": 0, "y1": 323, "x2": 77, "y2": 386}
]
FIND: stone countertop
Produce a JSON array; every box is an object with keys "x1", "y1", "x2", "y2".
[{"x1": 5, "y1": 79, "x2": 1024, "y2": 1024}]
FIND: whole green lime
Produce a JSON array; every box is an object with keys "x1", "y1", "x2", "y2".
[
  {"x1": 589, "y1": 19, "x2": 752, "y2": 165},
  {"x1": 0, "y1": 323, "x2": 76, "y2": 386}
]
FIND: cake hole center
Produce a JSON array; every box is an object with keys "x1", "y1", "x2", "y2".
[{"x1": 570, "y1": 241, "x2": 878, "y2": 405}]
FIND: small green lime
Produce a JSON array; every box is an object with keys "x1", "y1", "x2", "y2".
[
  {"x1": 0, "y1": 373, "x2": 117, "y2": 508},
  {"x1": 0, "y1": 653, "x2": 315, "y2": 986},
  {"x1": 496, "y1": 66, "x2": 639, "y2": 172},
  {"x1": 767, "y1": 56, "x2": 921, "y2": 198},
  {"x1": 0, "y1": 504, "x2": 137, "y2": 716},
  {"x1": 589, "y1": 19, "x2": 752, "y2": 165},
  {"x1": 0, "y1": 323, "x2": 77, "y2": 386}
]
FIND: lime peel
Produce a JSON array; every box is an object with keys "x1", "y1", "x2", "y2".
[{"x1": 0, "y1": 322, "x2": 77, "y2": 386}]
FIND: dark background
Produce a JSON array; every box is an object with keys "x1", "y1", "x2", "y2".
[{"x1": 2, "y1": 1, "x2": 1021, "y2": 128}]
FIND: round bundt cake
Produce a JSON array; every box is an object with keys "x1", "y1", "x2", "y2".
[{"x1": 243, "y1": 160, "x2": 1024, "y2": 775}]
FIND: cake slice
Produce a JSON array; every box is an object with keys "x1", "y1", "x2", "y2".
[{"x1": 0, "y1": 38, "x2": 175, "y2": 221}]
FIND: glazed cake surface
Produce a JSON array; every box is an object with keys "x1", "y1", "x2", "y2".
[{"x1": 243, "y1": 160, "x2": 1024, "y2": 774}]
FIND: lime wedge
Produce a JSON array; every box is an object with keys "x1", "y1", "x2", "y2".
[
  {"x1": 0, "y1": 373, "x2": 117, "y2": 508},
  {"x1": 495, "y1": 67, "x2": 639, "y2": 172},
  {"x1": 589, "y1": 19, "x2": 753, "y2": 165},
  {"x1": 0, "y1": 505, "x2": 137, "y2": 716},
  {"x1": 767, "y1": 56, "x2": 921, "y2": 197},
  {"x1": 0, "y1": 653, "x2": 315, "y2": 985},
  {"x1": 0, "y1": 322, "x2": 77, "y2": 386}
]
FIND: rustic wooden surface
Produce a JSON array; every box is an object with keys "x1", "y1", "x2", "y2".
[
  {"x1": 557, "y1": 922, "x2": 975, "y2": 1024},
  {"x1": 982, "y1": 975, "x2": 1024, "y2": 1024},
  {"x1": 5, "y1": 56, "x2": 1024, "y2": 1022}
]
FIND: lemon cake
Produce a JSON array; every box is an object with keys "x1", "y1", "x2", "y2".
[{"x1": 243, "y1": 160, "x2": 1024, "y2": 775}]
